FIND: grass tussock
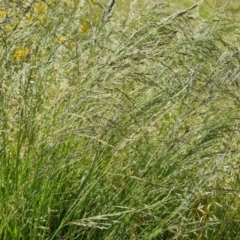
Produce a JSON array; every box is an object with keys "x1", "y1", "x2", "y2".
[{"x1": 0, "y1": 0, "x2": 240, "y2": 239}]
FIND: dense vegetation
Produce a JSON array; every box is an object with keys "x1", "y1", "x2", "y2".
[{"x1": 0, "y1": 0, "x2": 240, "y2": 239}]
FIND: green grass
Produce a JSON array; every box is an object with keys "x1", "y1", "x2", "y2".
[{"x1": 0, "y1": 0, "x2": 240, "y2": 239}]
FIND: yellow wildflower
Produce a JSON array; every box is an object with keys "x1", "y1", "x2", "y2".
[
  {"x1": 5, "y1": 24, "x2": 12, "y2": 31},
  {"x1": 12, "y1": 47, "x2": 30, "y2": 60},
  {"x1": 79, "y1": 21, "x2": 90, "y2": 34},
  {"x1": 58, "y1": 36, "x2": 66, "y2": 42},
  {"x1": 0, "y1": 10, "x2": 6, "y2": 19},
  {"x1": 34, "y1": 3, "x2": 48, "y2": 14}
]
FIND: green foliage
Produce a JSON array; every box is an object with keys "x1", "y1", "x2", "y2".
[{"x1": 0, "y1": 1, "x2": 240, "y2": 239}]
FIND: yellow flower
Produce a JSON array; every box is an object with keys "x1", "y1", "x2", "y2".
[
  {"x1": 12, "y1": 47, "x2": 30, "y2": 60},
  {"x1": 34, "y1": 3, "x2": 48, "y2": 14},
  {"x1": 0, "y1": 10, "x2": 6, "y2": 19},
  {"x1": 58, "y1": 36, "x2": 66, "y2": 42},
  {"x1": 5, "y1": 24, "x2": 12, "y2": 31},
  {"x1": 79, "y1": 21, "x2": 90, "y2": 34}
]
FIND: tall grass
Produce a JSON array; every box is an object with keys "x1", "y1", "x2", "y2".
[{"x1": 0, "y1": 1, "x2": 240, "y2": 239}]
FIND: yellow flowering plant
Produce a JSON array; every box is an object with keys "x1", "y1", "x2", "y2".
[
  {"x1": 79, "y1": 20, "x2": 90, "y2": 34},
  {"x1": 12, "y1": 47, "x2": 30, "y2": 60}
]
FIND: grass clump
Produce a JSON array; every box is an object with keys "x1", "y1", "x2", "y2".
[{"x1": 0, "y1": 0, "x2": 240, "y2": 239}]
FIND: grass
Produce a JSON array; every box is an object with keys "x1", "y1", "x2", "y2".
[{"x1": 0, "y1": 0, "x2": 240, "y2": 239}]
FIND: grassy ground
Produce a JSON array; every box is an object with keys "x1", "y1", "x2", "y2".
[{"x1": 0, "y1": 0, "x2": 240, "y2": 239}]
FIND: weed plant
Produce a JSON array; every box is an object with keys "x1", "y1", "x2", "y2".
[{"x1": 0, "y1": 0, "x2": 240, "y2": 239}]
